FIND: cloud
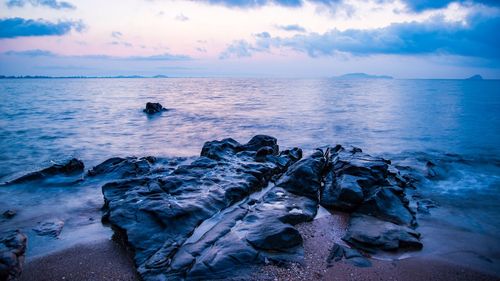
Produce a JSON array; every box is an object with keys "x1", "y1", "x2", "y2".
[
  {"x1": 6, "y1": 0, "x2": 76, "y2": 10},
  {"x1": 111, "y1": 31, "x2": 122, "y2": 38},
  {"x1": 175, "y1": 13, "x2": 189, "y2": 21},
  {"x1": 220, "y1": 14, "x2": 500, "y2": 60},
  {"x1": 198, "y1": 0, "x2": 303, "y2": 8},
  {"x1": 0, "y1": 17, "x2": 84, "y2": 38},
  {"x1": 3, "y1": 49, "x2": 57, "y2": 57},
  {"x1": 400, "y1": 0, "x2": 500, "y2": 12},
  {"x1": 219, "y1": 40, "x2": 256, "y2": 59},
  {"x1": 3, "y1": 49, "x2": 192, "y2": 61},
  {"x1": 276, "y1": 24, "x2": 306, "y2": 32}
]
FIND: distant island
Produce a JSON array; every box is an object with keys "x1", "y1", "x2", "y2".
[
  {"x1": 0, "y1": 75, "x2": 169, "y2": 79},
  {"x1": 335, "y1": 73, "x2": 393, "y2": 79},
  {"x1": 466, "y1": 74, "x2": 483, "y2": 80}
]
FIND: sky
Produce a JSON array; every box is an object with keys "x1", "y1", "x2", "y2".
[{"x1": 0, "y1": 0, "x2": 499, "y2": 78}]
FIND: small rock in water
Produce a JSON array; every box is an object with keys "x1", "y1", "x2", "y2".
[
  {"x1": 2, "y1": 210, "x2": 16, "y2": 219},
  {"x1": 143, "y1": 102, "x2": 167, "y2": 114},
  {"x1": 33, "y1": 219, "x2": 64, "y2": 238},
  {"x1": 0, "y1": 230, "x2": 27, "y2": 281},
  {"x1": 4, "y1": 158, "x2": 84, "y2": 185}
]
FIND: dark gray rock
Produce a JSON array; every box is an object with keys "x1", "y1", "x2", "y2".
[
  {"x1": 2, "y1": 210, "x2": 16, "y2": 219},
  {"x1": 33, "y1": 219, "x2": 64, "y2": 238},
  {"x1": 276, "y1": 150, "x2": 327, "y2": 200},
  {"x1": 4, "y1": 158, "x2": 84, "y2": 185},
  {"x1": 343, "y1": 214, "x2": 422, "y2": 252},
  {"x1": 102, "y1": 135, "x2": 312, "y2": 280},
  {"x1": 0, "y1": 230, "x2": 27, "y2": 281},
  {"x1": 87, "y1": 156, "x2": 156, "y2": 179},
  {"x1": 143, "y1": 102, "x2": 167, "y2": 114},
  {"x1": 321, "y1": 173, "x2": 364, "y2": 211},
  {"x1": 357, "y1": 188, "x2": 414, "y2": 226}
]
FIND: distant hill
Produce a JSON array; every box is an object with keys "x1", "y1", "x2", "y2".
[
  {"x1": 336, "y1": 73, "x2": 393, "y2": 79},
  {"x1": 466, "y1": 74, "x2": 483, "y2": 80}
]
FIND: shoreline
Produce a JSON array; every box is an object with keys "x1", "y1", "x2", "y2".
[{"x1": 17, "y1": 212, "x2": 500, "y2": 281}]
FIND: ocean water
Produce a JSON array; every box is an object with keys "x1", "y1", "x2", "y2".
[{"x1": 0, "y1": 78, "x2": 499, "y2": 272}]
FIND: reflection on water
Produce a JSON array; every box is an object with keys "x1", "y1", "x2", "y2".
[{"x1": 0, "y1": 78, "x2": 499, "y2": 271}]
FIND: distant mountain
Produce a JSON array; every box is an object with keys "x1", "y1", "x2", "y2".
[
  {"x1": 336, "y1": 73, "x2": 393, "y2": 79},
  {"x1": 466, "y1": 74, "x2": 483, "y2": 80}
]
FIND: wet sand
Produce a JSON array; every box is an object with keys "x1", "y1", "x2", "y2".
[
  {"x1": 20, "y1": 239, "x2": 139, "y2": 281},
  {"x1": 254, "y1": 211, "x2": 500, "y2": 281},
  {"x1": 18, "y1": 212, "x2": 500, "y2": 281}
]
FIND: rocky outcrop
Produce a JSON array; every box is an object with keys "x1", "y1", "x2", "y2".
[
  {"x1": 320, "y1": 145, "x2": 420, "y2": 252},
  {"x1": 0, "y1": 230, "x2": 27, "y2": 281},
  {"x1": 143, "y1": 102, "x2": 167, "y2": 114},
  {"x1": 96, "y1": 136, "x2": 425, "y2": 280},
  {"x1": 3, "y1": 158, "x2": 84, "y2": 185},
  {"x1": 101, "y1": 135, "x2": 323, "y2": 280}
]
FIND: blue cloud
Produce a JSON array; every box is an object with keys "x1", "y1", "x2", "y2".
[
  {"x1": 221, "y1": 14, "x2": 500, "y2": 60},
  {"x1": 111, "y1": 31, "x2": 122, "y2": 38},
  {"x1": 200, "y1": 0, "x2": 500, "y2": 11},
  {"x1": 3, "y1": 49, "x2": 192, "y2": 61},
  {"x1": 277, "y1": 24, "x2": 306, "y2": 32},
  {"x1": 4, "y1": 49, "x2": 57, "y2": 57},
  {"x1": 219, "y1": 40, "x2": 256, "y2": 59},
  {"x1": 0, "y1": 17, "x2": 84, "y2": 38},
  {"x1": 401, "y1": 0, "x2": 500, "y2": 11},
  {"x1": 6, "y1": 0, "x2": 76, "y2": 10}
]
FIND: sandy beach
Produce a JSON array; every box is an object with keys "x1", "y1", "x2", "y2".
[{"x1": 17, "y1": 211, "x2": 500, "y2": 281}]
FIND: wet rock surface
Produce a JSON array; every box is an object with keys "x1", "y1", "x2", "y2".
[
  {"x1": 3, "y1": 135, "x2": 428, "y2": 280},
  {"x1": 143, "y1": 102, "x2": 167, "y2": 114},
  {"x1": 0, "y1": 230, "x2": 27, "y2": 281},
  {"x1": 3, "y1": 158, "x2": 84, "y2": 185},
  {"x1": 98, "y1": 137, "x2": 424, "y2": 280}
]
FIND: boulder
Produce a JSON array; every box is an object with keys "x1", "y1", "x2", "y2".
[
  {"x1": 276, "y1": 150, "x2": 327, "y2": 200},
  {"x1": 357, "y1": 188, "x2": 414, "y2": 226},
  {"x1": 87, "y1": 156, "x2": 156, "y2": 179},
  {"x1": 343, "y1": 214, "x2": 422, "y2": 252},
  {"x1": 0, "y1": 230, "x2": 27, "y2": 281},
  {"x1": 143, "y1": 102, "x2": 167, "y2": 114},
  {"x1": 101, "y1": 135, "x2": 311, "y2": 280}
]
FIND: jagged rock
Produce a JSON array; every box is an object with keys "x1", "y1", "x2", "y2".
[
  {"x1": 143, "y1": 102, "x2": 167, "y2": 114},
  {"x1": 33, "y1": 219, "x2": 64, "y2": 237},
  {"x1": 2, "y1": 210, "x2": 16, "y2": 219},
  {"x1": 276, "y1": 150, "x2": 327, "y2": 200},
  {"x1": 97, "y1": 137, "x2": 426, "y2": 280},
  {"x1": 357, "y1": 188, "x2": 414, "y2": 226},
  {"x1": 102, "y1": 135, "x2": 311, "y2": 280},
  {"x1": 321, "y1": 173, "x2": 364, "y2": 211},
  {"x1": 4, "y1": 158, "x2": 84, "y2": 185},
  {"x1": 343, "y1": 214, "x2": 422, "y2": 252},
  {"x1": 87, "y1": 156, "x2": 157, "y2": 179},
  {"x1": 0, "y1": 230, "x2": 27, "y2": 281}
]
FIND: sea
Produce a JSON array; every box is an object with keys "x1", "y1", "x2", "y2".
[{"x1": 0, "y1": 78, "x2": 499, "y2": 273}]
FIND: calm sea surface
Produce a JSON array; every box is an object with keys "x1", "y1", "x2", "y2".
[{"x1": 0, "y1": 78, "x2": 499, "y2": 272}]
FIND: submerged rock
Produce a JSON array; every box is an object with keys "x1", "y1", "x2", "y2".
[
  {"x1": 2, "y1": 210, "x2": 16, "y2": 219},
  {"x1": 33, "y1": 219, "x2": 64, "y2": 238},
  {"x1": 143, "y1": 102, "x2": 167, "y2": 114},
  {"x1": 3, "y1": 158, "x2": 84, "y2": 185},
  {"x1": 0, "y1": 230, "x2": 27, "y2": 281}
]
